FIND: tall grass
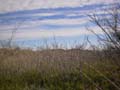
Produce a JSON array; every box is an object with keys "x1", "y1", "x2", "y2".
[{"x1": 0, "y1": 47, "x2": 120, "y2": 90}]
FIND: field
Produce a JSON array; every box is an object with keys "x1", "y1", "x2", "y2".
[{"x1": 0, "y1": 48, "x2": 120, "y2": 90}]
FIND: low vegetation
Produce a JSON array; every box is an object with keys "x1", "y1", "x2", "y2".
[{"x1": 0, "y1": 48, "x2": 120, "y2": 90}]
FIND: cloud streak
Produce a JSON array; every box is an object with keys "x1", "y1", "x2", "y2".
[
  {"x1": 0, "y1": 26, "x2": 103, "y2": 40},
  {"x1": 0, "y1": 0, "x2": 119, "y2": 43},
  {"x1": 0, "y1": 0, "x2": 118, "y2": 13}
]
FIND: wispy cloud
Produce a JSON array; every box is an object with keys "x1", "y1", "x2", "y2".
[
  {"x1": 0, "y1": 0, "x2": 118, "y2": 13},
  {"x1": 0, "y1": 26, "x2": 103, "y2": 40},
  {"x1": 0, "y1": 0, "x2": 119, "y2": 44}
]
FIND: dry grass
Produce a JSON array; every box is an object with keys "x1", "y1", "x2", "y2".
[{"x1": 0, "y1": 48, "x2": 120, "y2": 90}]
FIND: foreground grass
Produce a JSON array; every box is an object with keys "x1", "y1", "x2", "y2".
[{"x1": 0, "y1": 48, "x2": 120, "y2": 90}]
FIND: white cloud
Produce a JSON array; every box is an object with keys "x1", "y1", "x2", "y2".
[
  {"x1": 0, "y1": 26, "x2": 103, "y2": 40},
  {"x1": 0, "y1": 0, "x2": 81, "y2": 13},
  {"x1": 41, "y1": 18, "x2": 89, "y2": 25},
  {"x1": 80, "y1": 0, "x2": 117, "y2": 5},
  {"x1": 0, "y1": 0, "x2": 118, "y2": 13}
]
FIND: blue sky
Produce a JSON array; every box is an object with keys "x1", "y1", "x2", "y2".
[{"x1": 0, "y1": 0, "x2": 119, "y2": 48}]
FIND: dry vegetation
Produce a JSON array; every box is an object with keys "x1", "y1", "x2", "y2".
[{"x1": 0, "y1": 47, "x2": 120, "y2": 90}]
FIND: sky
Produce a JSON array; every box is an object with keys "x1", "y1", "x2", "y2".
[{"x1": 0, "y1": 0, "x2": 119, "y2": 48}]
